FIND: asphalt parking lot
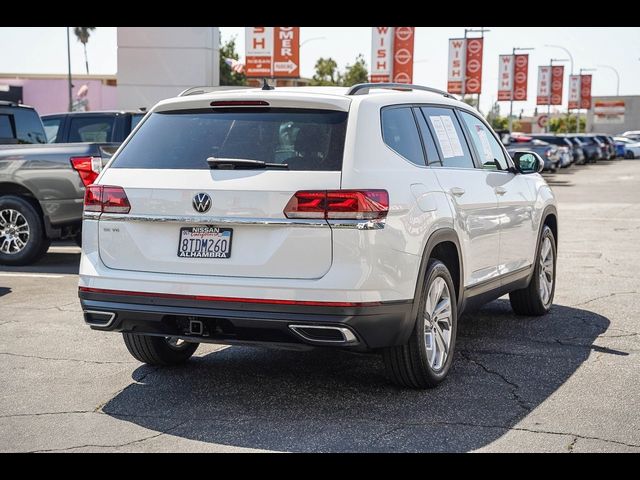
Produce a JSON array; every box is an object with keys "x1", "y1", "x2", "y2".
[{"x1": 1, "y1": 159, "x2": 639, "y2": 452}]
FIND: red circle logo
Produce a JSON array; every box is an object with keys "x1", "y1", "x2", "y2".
[
  {"x1": 516, "y1": 55, "x2": 528, "y2": 68},
  {"x1": 552, "y1": 66, "x2": 563, "y2": 76},
  {"x1": 395, "y1": 27, "x2": 413, "y2": 41},
  {"x1": 515, "y1": 71, "x2": 526, "y2": 83},
  {"x1": 466, "y1": 78, "x2": 480, "y2": 92},
  {"x1": 467, "y1": 39, "x2": 482, "y2": 54},
  {"x1": 394, "y1": 72, "x2": 411, "y2": 84},
  {"x1": 467, "y1": 59, "x2": 481, "y2": 73},
  {"x1": 394, "y1": 48, "x2": 412, "y2": 65},
  {"x1": 538, "y1": 115, "x2": 548, "y2": 128},
  {"x1": 514, "y1": 87, "x2": 526, "y2": 99}
]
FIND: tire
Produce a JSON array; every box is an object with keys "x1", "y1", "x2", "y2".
[
  {"x1": 122, "y1": 333, "x2": 199, "y2": 366},
  {"x1": 383, "y1": 259, "x2": 458, "y2": 389},
  {"x1": 509, "y1": 225, "x2": 556, "y2": 316},
  {"x1": 0, "y1": 195, "x2": 48, "y2": 266},
  {"x1": 625, "y1": 151, "x2": 634, "y2": 159}
]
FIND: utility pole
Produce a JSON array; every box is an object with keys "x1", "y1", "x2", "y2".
[
  {"x1": 597, "y1": 64, "x2": 620, "y2": 96},
  {"x1": 508, "y1": 47, "x2": 534, "y2": 132},
  {"x1": 66, "y1": 27, "x2": 73, "y2": 112},
  {"x1": 464, "y1": 27, "x2": 490, "y2": 113}
]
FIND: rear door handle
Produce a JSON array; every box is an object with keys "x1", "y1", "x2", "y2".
[
  {"x1": 495, "y1": 186, "x2": 507, "y2": 196},
  {"x1": 450, "y1": 187, "x2": 466, "y2": 197}
]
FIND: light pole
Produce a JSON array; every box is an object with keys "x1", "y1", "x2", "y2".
[
  {"x1": 463, "y1": 27, "x2": 490, "y2": 112},
  {"x1": 596, "y1": 64, "x2": 620, "y2": 96},
  {"x1": 545, "y1": 44, "x2": 574, "y2": 135},
  {"x1": 508, "y1": 47, "x2": 534, "y2": 132},
  {"x1": 300, "y1": 36, "x2": 326, "y2": 48},
  {"x1": 66, "y1": 27, "x2": 73, "y2": 112},
  {"x1": 577, "y1": 67, "x2": 597, "y2": 133},
  {"x1": 545, "y1": 58, "x2": 569, "y2": 133}
]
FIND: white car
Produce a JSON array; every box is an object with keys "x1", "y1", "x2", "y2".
[
  {"x1": 78, "y1": 83, "x2": 558, "y2": 389},
  {"x1": 614, "y1": 136, "x2": 640, "y2": 159}
]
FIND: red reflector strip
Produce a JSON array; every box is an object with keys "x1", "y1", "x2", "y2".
[{"x1": 78, "y1": 287, "x2": 381, "y2": 307}]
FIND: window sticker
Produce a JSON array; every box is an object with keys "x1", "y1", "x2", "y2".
[
  {"x1": 440, "y1": 115, "x2": 464, "y2": 157},
  {"x1": 429, "y1": 115, "x2": 454, "y2": 158},
  {"x1": 475, "y1": 124, "x2": 494, "y2": 162}
]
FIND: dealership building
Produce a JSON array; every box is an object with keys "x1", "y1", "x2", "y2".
[{"x1": 586, "y1": 96, "x2": 640, "y2": 134}]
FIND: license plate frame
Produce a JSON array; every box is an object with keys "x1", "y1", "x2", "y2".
[{"x1": 177, "y1": 226, "x2": 233, "y2": 259}]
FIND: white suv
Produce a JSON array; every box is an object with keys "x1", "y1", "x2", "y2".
[{"x1": 78, "y1": 83, "x2": 557, "y2": 389}]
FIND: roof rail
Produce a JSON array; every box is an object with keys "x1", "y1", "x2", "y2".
[
  {"x1": 178, "y1": 85, "x2": 254, "y2": 97},
  {"x1": 346, "y1": 83, "x2": 454, "y2": 98}
]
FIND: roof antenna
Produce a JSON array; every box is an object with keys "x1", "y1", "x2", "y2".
[{"x1": 261, "y1": 78, "x2": 275, "y2": 91}]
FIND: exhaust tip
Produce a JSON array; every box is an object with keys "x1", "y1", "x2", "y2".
[
  {"x1": 83, "y1": 310, "x2": 116, "y2": 328},
  {"x1": 289, "y1": 325, "x2": 358, "y2": 345}
]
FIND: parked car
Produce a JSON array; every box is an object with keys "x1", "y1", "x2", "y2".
[
  {"x1": 621, "y1": 130, "x2": 640, "y2": 142},
  {"x1": 613, "y1": 136, "x2": 640, "y2": 159},
  {"x1": 506, "y1": 138, "x2": 561, "y2": 172},
  {"x1": 0, "y1": 142, "x2": 119, "y2": 264},
  {"x1": 78, "y1": 83, "x2": 558, "y2": 389},
  {"x1": 567, "y1": 135, "x2": 602, "y2": 163},
  {"x1": 562, "y1": 136, "x2": 587, "y2": 165},
  {"x1": 592, "y1": 134, "x2": 616, "y2": 160},
  {"x1": 0, "y1": 101, "x2": 47, "y2": 145},
  {"x1": 530, "y1": 134, "x2": 576, "y2": 167},
  {"x1": 41, "y1": 110, "x2": 145, "y2": 144}
]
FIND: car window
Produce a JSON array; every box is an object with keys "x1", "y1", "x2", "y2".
[
  {"x1": 42, "y1": 117, "x2": 62, "y2": 143},
  {"x1": 131, "y1": 114, "x2": 144, "y2": 131},
  {"x1": 412, "y1": 107, "x2": 442, "y2": 166},
  {"x1": 419, "y1": 107, "x2": 474, "y2": 169},
  {"x1": 68, "y1": 116, "x2": 115, "y2": 142},
  {"x1": 111, "y1": 108, "x2": 348, "y2": 171},
  {"x1": 12, "y1": 108, "x2": 46, "y2": 144},
  {"x1": 458, "y1": 111, "x2": 509, "y2": 171},
  {"x1": 0, "y1": 114, "x2": 14, "y2": 139},
  {"x1": 381, "y1": 107, "x2": 425, "y2": 166}
]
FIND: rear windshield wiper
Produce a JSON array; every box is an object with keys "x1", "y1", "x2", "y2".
[{"x1": 207, "y1": 157, "x2": 288, "y2": 170}]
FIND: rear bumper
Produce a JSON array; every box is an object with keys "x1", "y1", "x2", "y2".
[{"x1": 78, "y1": 290, "x2": 415, "y2": 351}]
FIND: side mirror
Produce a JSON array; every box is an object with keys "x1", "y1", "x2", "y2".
[{"x1": 511, "y1": 151, "x2": 544, "y2": 174}]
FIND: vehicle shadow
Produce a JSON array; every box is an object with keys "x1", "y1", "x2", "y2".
[
  {"x1": 103, "y1": 300, "x2": 610, "y2": 452},
  {"x1": 0, "y1": 244, "x2": 80, "y2": 275}
]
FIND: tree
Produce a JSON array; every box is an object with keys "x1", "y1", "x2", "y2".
[
  {"x1": 486, "y1": 102, "x2": 508, "y2": 130},
  {"x1": 310, "y1": 57, "x2": 340, "y2": 86},
  {"x1": 548, "y1": 115, "x2": 586, "y2": 133},
  {"x1": 341, "y1": 54, "x2": 368, "y2": 87},
  {"x1": 219, "y1": 37, "x2": 247, "y2": 86},
  {"x1": 74, "y1": 27, "x2": 96, "y2": 75}
]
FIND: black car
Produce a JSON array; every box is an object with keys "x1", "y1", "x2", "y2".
[
  {"x1": 530, "y1": 134, "x2": 577, "y2": 167},
  {"x1": 41, "y1": 110, "x2": 145, "y2": 144},
  {"x1": 0, "y1": 101, "x2": 47, "y2": 145},
  {"x1": 592, "y1": 134, "x2": 617, "y2": 160}
]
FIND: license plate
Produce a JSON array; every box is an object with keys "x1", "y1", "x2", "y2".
[{"x1": 177, "y1": 226, "x2": 233, "y2": 259}]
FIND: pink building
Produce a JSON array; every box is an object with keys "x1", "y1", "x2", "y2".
[{"x1": 0, "y1": 73, "x2": 117, "y2": 115}]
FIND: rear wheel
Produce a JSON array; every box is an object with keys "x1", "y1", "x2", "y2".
[
  {"x1": 0, "y1": 195, "x2": 48, "y2": 266},
  {"x1": 509, "y1": 225, "x2": 556, "y2": 316},
  {"x1": 383, "y1": 259, "x2": 457, "y2": 389},
  {"x1": 625, "y1": 150, "x2": 635, "y2": 159},
  {"x1": 122, "y1": 333, "x2": 199, "y2": 365}
]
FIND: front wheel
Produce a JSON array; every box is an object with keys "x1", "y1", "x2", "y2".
[
  {"x1": 509, "y1": 225, "x2": 556, "y2": 316},
  {"x1": 383, "y1": 259, "x2": 458, "y2": 389},
  {"x1": 123, "y1": 333, "x2": 199, "y2": 365}
]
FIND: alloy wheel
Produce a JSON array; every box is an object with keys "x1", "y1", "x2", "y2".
[
  {"x1": 424, "y1": 277, "x2": 453, "y2": 371},
  {"x1": 538, "y1": 236, "x2": 554, "y2": 306},
  {"x1": 0, "y1": 209, "x2": 30, "y2": 255}
]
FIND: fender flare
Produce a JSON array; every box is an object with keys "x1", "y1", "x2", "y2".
[
  {"x1": 526, "y1": 204, "x2": 558, "y2": 284},
  {"x1": 411, "y1": 228, "x2": 464, "y2": 320}
]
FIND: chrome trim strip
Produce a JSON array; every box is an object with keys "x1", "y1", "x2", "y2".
[
  {"x1": 83, "y1": 211, "x2": 101, "y2": 220},
  {"x1": 327, "y1": 219, "x2": 386, "y2": 230},
  {"x1": 83, "y1": 310, "x2": 116, "y2": 328},
  {"x1": 289, "y1": 325, "x2": 359, "y2": 345},
  {"x1": 98, "y1": 214, "x2": 329, "y2": 228},
  {"x1": 95, "y1": 213, "x2": 386, "y2": 230}
]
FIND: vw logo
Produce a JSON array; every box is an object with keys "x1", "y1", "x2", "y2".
[{"x1": 192, "y1": 193, "x2": 211, "y2": 213}]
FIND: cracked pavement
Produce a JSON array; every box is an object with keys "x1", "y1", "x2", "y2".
[{"x1": 1, "y1": 159, "x2": 639, "y2": 452}]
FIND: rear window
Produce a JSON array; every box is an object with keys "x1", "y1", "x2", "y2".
[
  {"x1": 111, "y1": 108, "x2": 348, "y2": 171},
  {"x1": 68, "y1": 116, "x2": 115, "y2": 142}
]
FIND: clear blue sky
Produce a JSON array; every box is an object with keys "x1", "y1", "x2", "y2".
[{"x1": 0, "y1": 27, "x2": 638, "y2": 115}]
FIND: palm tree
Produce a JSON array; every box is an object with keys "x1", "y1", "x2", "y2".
[{"x1": 74, "y1": 27, "x2": 96, "y2": 75}]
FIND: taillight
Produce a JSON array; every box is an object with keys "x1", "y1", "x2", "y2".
[
  {"x1": 284, "y1": 190, "x2": 388, "y2": 220},
  {"x1": 83, "y1": 185, "x2": 130, "y2": 214},
  {"x1": 71, "y1": 156, "x2": 102, "y2": 186}
]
